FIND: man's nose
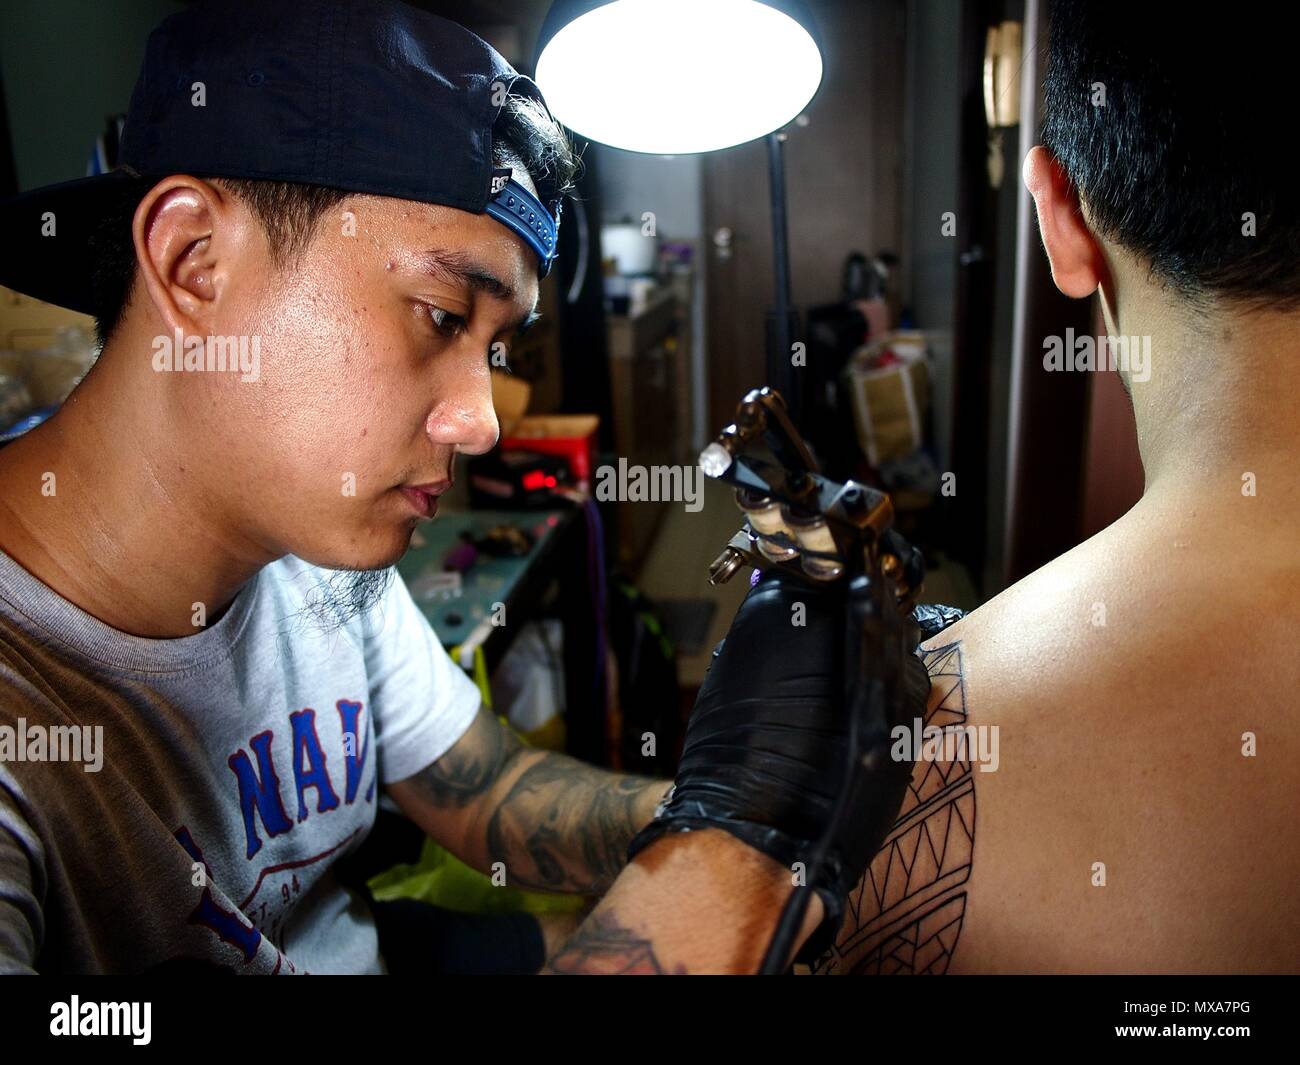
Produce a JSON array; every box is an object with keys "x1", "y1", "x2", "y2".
[{"x1": 426, "y1": 364, "x2": 499, "y2": 456}]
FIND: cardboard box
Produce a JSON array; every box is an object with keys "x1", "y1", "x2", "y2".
[
  {"x1": 0, "y1": 286, "x2": 98, "y2": 410},
  {"x1": 845, "y1": 332, "x2": 931, "y2": 466},
  {"x1": 492, "y1": 371, "x2": 599, "y2": 492}
]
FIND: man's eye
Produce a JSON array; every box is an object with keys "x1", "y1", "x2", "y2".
[{"x1": 422, "y1": 303, "x2": 468, "y2": 337}]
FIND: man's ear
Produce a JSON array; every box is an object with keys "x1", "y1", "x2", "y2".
[
  {"x1": 131, "y1": 175, "x2": 241, "y2": 334},
  {"x1": 1022, "y1": 145, "x2": 1105, "y2": 299}
]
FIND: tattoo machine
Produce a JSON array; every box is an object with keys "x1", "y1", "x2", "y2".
[{"x1": 699, "y1": 386, "x2": 926, "y2": 973}]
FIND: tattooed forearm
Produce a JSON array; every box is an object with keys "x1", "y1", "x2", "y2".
[
  {"x1": 403, "y1": 705, "x2": 523, "y2": 809},
  {"x1": 813, "y1": 639, "x2": 974, "y2": 975},
  {"x1": 486, "y1": 754, "x2": 667, "y2": 893},
  {"x1": 392, "y1": 705, "x2": 669, "y2": 894},
  {"x1": 542, "y1": 911, "x2": 687, "y2": 974}
]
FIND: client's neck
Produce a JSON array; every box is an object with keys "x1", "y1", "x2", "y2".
[{"x1": 1116, "y1": 295, "x2": 1300, "y2": 505}]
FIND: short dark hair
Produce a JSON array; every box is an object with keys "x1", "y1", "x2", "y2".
[
  {"x1": 1041, "y1": 0, "x2": 1300, "y2": 310},
  {"x1": 88, "y1": 90, "x2": 580, "y2": 345}
]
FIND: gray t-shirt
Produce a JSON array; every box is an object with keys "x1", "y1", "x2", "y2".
[{"x1": 0, "y1": 549, "x2": 480, "y2": 974}]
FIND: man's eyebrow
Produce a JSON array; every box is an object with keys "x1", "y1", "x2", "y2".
[{"x1": 417, "y1": 249, "x2": 539, "y2": 333}]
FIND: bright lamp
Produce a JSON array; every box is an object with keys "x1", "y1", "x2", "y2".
[{"x1": 535, "y1": 0, "x2": 823, "y2": 155}]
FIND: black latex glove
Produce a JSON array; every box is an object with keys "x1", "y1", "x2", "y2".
[
  {"x1": 913, "y1": 602, "x2": 966, "y2": 643},
  {"x1": 626, "y1": 566, "x2": 930, "y2": 965}
]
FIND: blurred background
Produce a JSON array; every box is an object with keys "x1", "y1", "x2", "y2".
[{"x1": 0, "y1": 0, "x2": 1144, "y2": 785}]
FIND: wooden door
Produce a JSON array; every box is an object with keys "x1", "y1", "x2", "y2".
[{"x1": 701, "y1": 0, "x2": 907, "y2": 433}]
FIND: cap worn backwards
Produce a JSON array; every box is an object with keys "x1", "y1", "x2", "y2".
[{"x1": 0, "y1": 0, "x2": 564, "y2": 314}]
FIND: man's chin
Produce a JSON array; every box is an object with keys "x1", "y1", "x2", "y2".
[
  {"x1": 295, "y1": 565, "x2": 396, "y2": 631},
  {"x1": 289, "y1": 524, "x2": 420, "y2": 627},
  {"x1": 315, "y1": 522, "x2": 419, "y2": 573}
]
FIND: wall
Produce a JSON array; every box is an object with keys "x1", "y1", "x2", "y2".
[
  {"x1": 596, "y1": 146, "x2": 708, "y2": 451},
  {"x1": 902, "y1": 0, "x2": 962, "y2": 472},
  {"x1": 1, "y1": 0, "x2": 185, "y2": 191}
]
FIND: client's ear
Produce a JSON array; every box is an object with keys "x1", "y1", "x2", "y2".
[{"x1": 1023, "y1": 145, "x2": 1105, "y2": 299}]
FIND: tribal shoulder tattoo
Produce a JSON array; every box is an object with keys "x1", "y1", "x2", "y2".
[{"x1": 813, "y1": 640, "x2": 974, "y2": 975}]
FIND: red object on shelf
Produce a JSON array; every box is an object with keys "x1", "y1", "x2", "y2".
[
  {"x1": 493, "y1": 371, "x2": 600, "y2": 492},
  {"x1": 499, "y1": 415, "x2": 599, "y2": 493}
]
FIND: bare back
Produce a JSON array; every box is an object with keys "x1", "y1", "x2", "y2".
[{"x1": 819, "y1": 491, "x2": 1300, "y2": 974}]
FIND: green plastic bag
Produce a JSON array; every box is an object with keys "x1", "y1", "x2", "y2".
[
  {"x1": 369, "y1": 644, "x2": 586, "y2": 916},
  {"x1": 367, "y1": 838, "x2": 587, "y2": 916}
]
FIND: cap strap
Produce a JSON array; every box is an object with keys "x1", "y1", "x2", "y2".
[{"x1": 485, "y1": 168, "x2": 561, "y2": 278}]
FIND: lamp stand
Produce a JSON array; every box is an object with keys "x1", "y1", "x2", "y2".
[{"x1": 765, "y1": 129, "x2": 802, "y2": 426}]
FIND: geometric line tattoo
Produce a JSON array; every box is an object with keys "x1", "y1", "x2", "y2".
[{"x1": 812, "y1": 641, "x2": 973, "y2": 975}]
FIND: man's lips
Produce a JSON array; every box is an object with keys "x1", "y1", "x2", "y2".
[{"x1": 399, "y1": 481, "x2": 451, "y2": 518}]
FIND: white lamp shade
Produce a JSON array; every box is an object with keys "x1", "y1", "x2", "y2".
[{"x1": 536, "y1": 0, "x2": 823, "y2": 154}]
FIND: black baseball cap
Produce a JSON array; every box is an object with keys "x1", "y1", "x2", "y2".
[{"x1": 0, "y1": 0, "x2": 564, "y2": 316}]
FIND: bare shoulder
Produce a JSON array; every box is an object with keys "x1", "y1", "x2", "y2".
[{"x1": 820, "y1": 513, "x2": 1300, "y2": 974}]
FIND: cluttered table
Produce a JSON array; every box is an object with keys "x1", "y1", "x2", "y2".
[
  {"x1": 395, "y1": 504, "x2": 604, "y2": 764},
  {"x1": 398, "y1": 506, "x2": 568, "y2": 652}
]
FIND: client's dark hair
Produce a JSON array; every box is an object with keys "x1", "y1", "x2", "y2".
[
  {"x1": 87, "y1": 90, "x2": 580, "y2": 345},
  {"x1": 1041, "y1": 0, "x2": 1300, "y2": 310}
]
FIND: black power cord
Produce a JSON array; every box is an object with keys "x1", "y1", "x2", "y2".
[{"x1": 757, "y1": 569, "x2": 913, "y2": 974}]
